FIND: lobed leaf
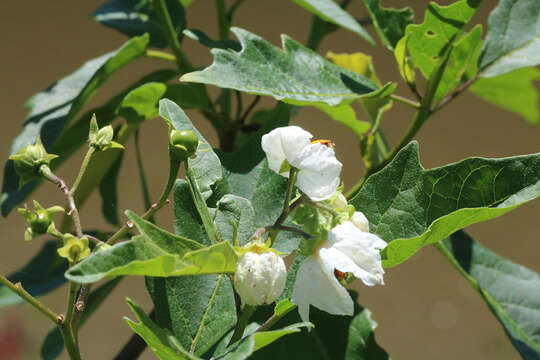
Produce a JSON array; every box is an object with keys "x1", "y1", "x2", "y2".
[
  {"x1": 441, "y1": 231, "x2": 540, "y2": 359},
  {"x1": 1, "y1": 35, "x2": 150, "y2": 216},
  {"x1": 183, "y1": 29, "x2": 241, "y2": 51},
  {"x1": 469, "y1": 67, "x2": 540, "y2": 125},
  {"x1": 406, "y1": 0, "x2": 482, "y2": 79},
  {"x1": 94, "y1": 0, "x2": 186, "y2": 48},
  {"x1": 479, "y1": 0, "x2": 540, "y2": 77},
  {"x1": 290, "y1": 0, "x2": 374, "y2": 44},
  {"x1": 181, "y1": 28, "x2": 383, "y2": 107},
  {"x1": 362, "y1": 0, "x2": 414, "y2": 50},
  {"x1": 350, "y1": 142, "x2": 540, "y2": 267}
]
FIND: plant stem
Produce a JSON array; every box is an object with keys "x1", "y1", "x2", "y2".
[
  {"x1": 65, "y1": 281, "x2": 78, "y2": 327},
  {"x1": 106, "y1": 157, "x2": 181, "y2": 245},
  {"x1": 134, "y1": 131, "x2": 152, "y2": 211},
  {"x1": 59, "y1": 325, "x2": 82, "y2": 360},
  {"x1": 239, "y1": 95, "x2": 261, "y2": 124},
  {"x1": 154, "y1": 0, "x2": 193, "y2": 73},
  {"x1": 216, "y1": 0, "x2": 230, "y2": 41},
  {"x1": 433, "y1": 74, "x2": 479, "y2": 113},
  {"x1": 71, "y1": 147, "x2": 95, "y2": 197},
  {"x1": 254, "y1": 304, "x2": 296, "y2": 333},
  {"x1": 390, "y1": 94, "x2": 421, "y2": 109},
  {"x1": 266, "y1": 225, "x2": 314, "y2": 239},
  {"x1": 145, "y1": 49, "x2": 177, "y2": 63},
  {"x1": 0, "y1": 274, "x2": 59, "y2": 323},
  {"x1": 228, "y1": 305, "x2": 255, "y2": 346},
  {"x1": 39, "y1": 165, "x2": 83, "y2": 238}
]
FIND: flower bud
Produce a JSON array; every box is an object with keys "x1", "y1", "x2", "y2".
[
  {"x1": 57, "y1": 234, "x2": 90, "y2": 263},
  {"x1": 234, "y1": 251, "x2": 286, "y2": 306},
  {"x1": 169, "y1": 129, "x2": 199, "y2": 161},
  {"x1": 18, "y1": 200, "x2": 64, "y2": 241},
  {"x1": 351, "y1": 211, "x2": 370, "y2": 232},
  {"x1": 9, "y1": 137, "x2": 58, "y2": 187},
  {"x1": 88, "y1": 115, "x2": 123, "y2": 151}
]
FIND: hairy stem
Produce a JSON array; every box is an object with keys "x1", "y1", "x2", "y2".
[
  {"x1": 390, "y1": 94, "x2": 421, "y2": 109},
  {"x1": 145, "y1": 49, "x2": 177, "y2": 63},
  {"x1": 71, "y1": 146, "x2": 96, "y2": 197},
  {"x1": 0, "y1": 274, "x2": 59, "y2": 323}
]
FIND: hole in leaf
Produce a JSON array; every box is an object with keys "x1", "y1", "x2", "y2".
[{"x1": 426, "y1": 30, "x2": 436, "y2": 37}]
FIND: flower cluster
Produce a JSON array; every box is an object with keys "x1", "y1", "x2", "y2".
[
  {"x1": 261, "y1": 126, "x2": 342, "y2": 201},
  {"x1": 232, "y1": 126, "x2": 387, "y2": 322}
]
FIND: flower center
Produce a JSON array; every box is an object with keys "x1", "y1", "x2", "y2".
[{"x1": 310, "y1": 139, "x2": 334, "y2": 147}]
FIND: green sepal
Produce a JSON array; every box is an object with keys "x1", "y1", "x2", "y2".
[
  {"x1": 9, "y1": 137, "x2": 58, "y2": 187},
  {"x1": 57, "y1": 234, "x2": 90, "y2": 263},
  {"x1": 17, "y1": 200, "x2": 64, "y2": 240},
  {"x1": 89, "y1": 115, "x2": 123, "y2": 151}
]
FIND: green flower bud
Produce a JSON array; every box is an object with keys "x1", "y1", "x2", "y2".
[
  {"x1": 57, "y1": 234, "x2": 90, "y2": 263},
  {"x1": 18, "y1": 200, "x2": 64, "y2": 241},
  {"x1": 169, "y1": 129, "x2": 198, "y2": 161},
  {"x1": 9, "y1": 137, "x2": 58, "y2": 187},
  {"x1": 88, "y1": 114, "x2": 124, "y2": 151}
]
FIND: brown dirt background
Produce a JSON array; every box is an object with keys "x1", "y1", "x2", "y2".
[{"x1": 0, "y1": 0, "x2": 539, "y2": 359}]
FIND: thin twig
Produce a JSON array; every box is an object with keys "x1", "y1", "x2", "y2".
[
  {"x1": 239, "y1": 95, "x2": 261, "y2": 124},
  {"x1": 266, "y1": 225, "x2": 314, "y2": 239},
  {"x1": 433, "y1": 74, "x2": 479, "y2": 113}
]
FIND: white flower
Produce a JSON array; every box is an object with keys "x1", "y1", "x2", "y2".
[
  {"x1": 234, "y1": 251, "x2": 287, "y2": 306},
  {"x1": 291, "y1": 221, "x2": 386, "y2": 322},
  {"x1": 351, "y1": 211, "x2": 369, "y2": 232},
  {"x1": 261, "y1": 126, "x2": 342, "y2": 201}
]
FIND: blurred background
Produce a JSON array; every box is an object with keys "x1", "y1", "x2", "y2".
[{"x1": 1, "y1": 0, "x2": 539, "y2": 359}]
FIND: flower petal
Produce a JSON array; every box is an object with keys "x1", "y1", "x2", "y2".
[
  {"x1": 328, "y1": 222, "x2": 386, "y2": 286},
  {"x1": 292, "y1": 143, "x2": 342, "y2": 201},
  {"x1": 261, "y1": 126, "x2": 312, "y2": 176},
  {"x1": 291, "y1": 254, "x2": 353, "y2": 323},
  {"x1": 351, "y1": 211, "x2": 370, "y2": 232}
]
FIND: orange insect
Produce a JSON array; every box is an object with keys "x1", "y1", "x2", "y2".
[
  {"x1": 334, "y1": 269, "x2": 347, "y2": 281},
  {"x1": 311, "y1": 139, "x2": 335, "y2": 147}
]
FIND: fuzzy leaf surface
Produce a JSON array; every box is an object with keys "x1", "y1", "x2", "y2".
[
  {"x1": 350, "y1": 142, "x2": 540, "y2": 267},
  {"x1": 291, "y1": 0, "x2": 374, "y2": 44},
  {"x1": 442, "y1": 231, "x2": 540, "y2": 359},
  {"x1": 479, "y1": 0, "x2": 540, "y2": 77},
  {"x1": 181, "y1": 28, "x2": 383, "y2": 107}
]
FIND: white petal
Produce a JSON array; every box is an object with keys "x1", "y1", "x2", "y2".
[
  {"x1": 328, "y1": 222, "x2": 387, "y2": 286},
  {"x1": 291, "y1": 255, "x2": 353, "y2": 323},
  {"x1": 351, "y1": 211, "x2": 370, "y2": 232},
  {"x1": 261, "y1": 126, "x2": 312, "y2": 176},
  {"x1": 292, "y1": 143, "x2": 342, "y2": 201}
]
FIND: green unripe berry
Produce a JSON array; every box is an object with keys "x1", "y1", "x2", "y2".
[
  {"x1": 9, "y1": 137, "x2": 58, "y2": 187},
  {"x1": 169, "y1": 129, "x2": 199, "y2": 160},
  {"x1": 18, "y1": 200, "x2": 64, "y2": 241}
]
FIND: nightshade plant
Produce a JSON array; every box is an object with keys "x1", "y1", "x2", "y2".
[{"x1": 1, "y1": 0, "x2": 539, "y2": 359}]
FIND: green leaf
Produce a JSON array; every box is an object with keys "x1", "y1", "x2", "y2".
[
  {"x1": 146, "y1": 274, "x2": 237, "y2": 356},
  {"x1": 0, "y1": 241, "x2": 67, "y2": 308},
  {"x1": 214, "y1": 322, "x2": 312, "y2": 359},
  {"x1": 183, "y1": 29, "x2": 241, "y2": 51},
  {"x1": 345, "y1": 309, "x2": 389, "y2": 359},
  {"x1": 441, "y1": 231, "x2": 540, "y2": 359},
  {"x1": 173, "y1": 179, "x2": 207, "y2": 244},
  {"x1": 1, "y1": 35, "x2": 150, "y2": 216},
  {"x1": 434, "y1": 25, "x2": 483, "y2": 102},
  {"x1": 41, "y1": 278, "x2": 122, "y2": 359},
  {"x1": 362, "y1": 0, "x2": 414, "y2": 50},
  {"x1": 214, "y1": 194, "x2": 257, "y2": 246},
  {"x1": 124, "y1": 298, "x2": 201, "y2": 360},
  {"x1": 159, "y1": 99, "x2": 223, "y2": 199},
  {"x1": 118, "y1": 82, "x2": 213, "y2": 124},
  {"x1": 181, "y1": 28, "x2": 381, "y2": 107},
  {"x1": 406, "y1": 0, "x2": 482, "y2": 79},
  {"x1": 349, "y1": 141, "x2": 540, "y2": 268},
  {"x1": 290, "y1": 0, "x2": 374, "y2": 44},
  {"x1": 65, "y1": 212, "x2": 240, "y2": 282},
  {"x1": 479, "y1": 0, "x2": 540, "y2": 77},
  {"x1": 98, "y1": 152, "x2": 123, "y2": 225},
  {"x1": 469, "y1": 67, "x2": 540, "y2": 124},
  {"x1": 94, "y1": 0, "x2": 186, "y2": 48}
]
